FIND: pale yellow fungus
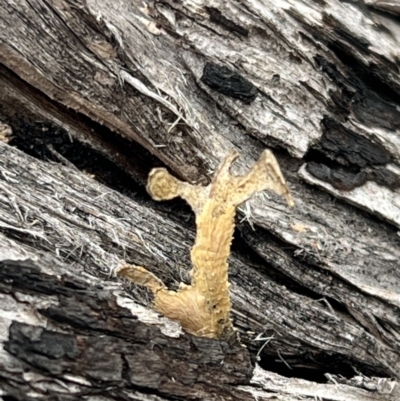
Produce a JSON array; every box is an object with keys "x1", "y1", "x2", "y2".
[{"x1": 116, "y1": 149, "x2": 294, "y2": 342}]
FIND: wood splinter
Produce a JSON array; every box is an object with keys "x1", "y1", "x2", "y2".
[{"x1": 116, "y1": 150, "x2": 294, "y2": 343}]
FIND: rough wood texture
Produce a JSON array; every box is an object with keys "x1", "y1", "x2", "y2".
[
  {"x1": 1, "y1": 259, "x2": 252, "y2": 400},
  {"x1": 1, "y1": 0, "x2": 400, "y2": 399},
  {"x1": 0, "y1": 142, "x2": 398, "y2": 400}
]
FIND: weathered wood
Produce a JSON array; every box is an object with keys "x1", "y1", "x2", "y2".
[
  {"x1": 0, "y1": 141, "x2": 398, "y2": 399},
  {"x1": 1, "y1": 258, "x2": 252, "y2": 400},
  {"x1": 1, "y1": 0, "x2": 400, "y2": 399}
]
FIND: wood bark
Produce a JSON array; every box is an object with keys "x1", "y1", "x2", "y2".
[{"x1": 0, "y1": 0, "x2": 400, "y2": 400}]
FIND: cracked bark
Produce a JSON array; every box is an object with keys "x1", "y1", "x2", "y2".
[{"x1": 0, "y1": 0, "x2": 400, "y2": 400}]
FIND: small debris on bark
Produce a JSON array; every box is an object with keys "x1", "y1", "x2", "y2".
[{"x1": 201, "y1": 63, "x2": 258, "y2": 104}]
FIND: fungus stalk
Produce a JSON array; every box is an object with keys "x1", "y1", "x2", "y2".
[{"x1": 116, "y1": 150, "x2": 294, "y2": 343}]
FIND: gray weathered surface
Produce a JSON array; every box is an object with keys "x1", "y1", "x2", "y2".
[
  {"x1": 0, "y1": 139, "x2": 398, "y2": 399},
  {"x1": 0, "y1": 0, "x2": 400, "y2": 399}
]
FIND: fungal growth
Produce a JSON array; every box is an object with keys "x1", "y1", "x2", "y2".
[{"x1": 117, "y1": 150, "x2": 294, "y2": 343}]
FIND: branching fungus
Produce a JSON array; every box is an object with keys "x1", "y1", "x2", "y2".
[{"x1": 116, "y1": 150, "x2": 294, "y2": 343}]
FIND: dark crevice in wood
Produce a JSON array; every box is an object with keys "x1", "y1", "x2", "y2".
[
  {"x1": 303, "y1": 116, "x2": 399, "y2": 191},
  {"x1": 304, "y1": 148, "x2": 357, "y2": 170},
  {"x1": 298, "y1": 12, "x2": 400, "y2": 108},
  {"x1": 257, "y1": 334, "x2": 391, "y2": 382},
  {"x1": 258, "y1": 353, "x2": 328, "y2": 383},
  {"x1": 0, "y1": 68, "x2": 200, "y2": 221},
  {"x1": 353, "y1": 89, "x2": 400, "y2": 131},
  {"x1": 7, "y1": 122, "x2": 151, "y2": 199},
  {"x1": 316, "y1": 45, "x2": 400, "y2": 131},
  {"x1": 160, "y1": 1, "x2": 234, "y2": 42},
  {"x1": 257, "y1": 342, "x2": 389, "y2": 383},
  {"x1": 368, "y1": 5, "x2": 400, "y2": 21},
  {"x1": 313, "y1": 55, "x2": 354, "y2": 119},
  {"x1": 312, "y1": 50, "x2": 400, "y2": 183},
  {"x1": 368, "y1": 167, "x2": 400, "y2": 189},
  {"x1": 327, "y1": 41, "x2": 400, "y2": 106},
  {"x1": 0, "y1": 64, "x2": 162, "y2": 192},
  {"x1": 2, "y1": 396, "x2": 23, "y2": 401},
  {"x1": 258, "y1": 353, "x2": 347, "y2": 383},
  {"x1": 205, "y1": 7, "x2": 249, "y2": 37},
  {"x1": 326, "y1": 14, "x2": 371, "y2": 50},
  {"x1": 318, "y1": 117, "x2": 391, "y2": 168},
  {"x1": 306, "y1": 162, "x2": 400, "y2": 191}
]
